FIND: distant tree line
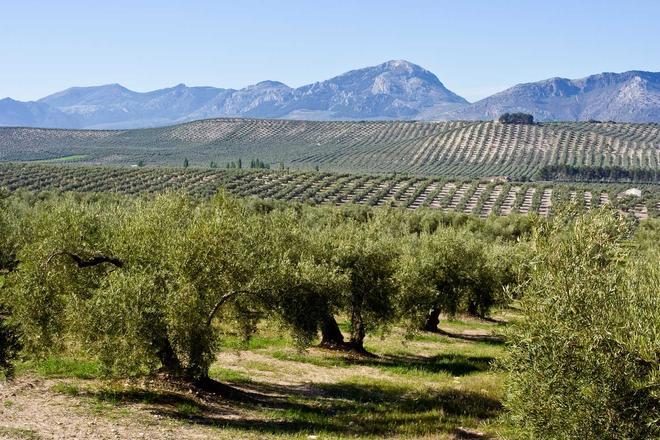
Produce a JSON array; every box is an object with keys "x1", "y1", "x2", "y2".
[
  {"x1": 250, "y1": 159, "x2": 270, "y2": 169},
  {"x1": 225, "y1": 158, "x2": 270, "y2": 169},
  {"x1": 535, "y1": 164, "x2": 659, "y2": 183}
]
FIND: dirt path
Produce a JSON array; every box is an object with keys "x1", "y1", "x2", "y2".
[{"x1": 0, "y1": 377, "x2": 220, "y2": 440}]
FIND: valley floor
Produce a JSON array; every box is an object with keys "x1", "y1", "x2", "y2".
[{"x1": 0, "y1": 317, "x2": 512, "y2": 440}]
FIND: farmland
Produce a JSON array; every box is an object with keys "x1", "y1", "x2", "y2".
[
  {"x1": 1, "y1": 163, "x2": 658, "y2": 218},
  {"x1": 1, "y1": 186, "x2": 658, "y2": 440},
  {"x1": 1, "y1": 119, "x2": 659, "y2": 180},
  {"x1": 1, "y1": 119, "x2": 659, "y2": 440}
]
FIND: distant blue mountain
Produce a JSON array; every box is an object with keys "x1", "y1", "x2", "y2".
[
  {"x1": 1, "y1": 62, "x2": 659, "y2": 128},
  {"x1": 0, "y1": 98, "x2": 77, "y2": 128},
  {"x1": 0, "y1": 61, "x2": 467, "y2": 128},
  {"x1": 442, "y1": 71, "x2": 660, "y2": 123}
]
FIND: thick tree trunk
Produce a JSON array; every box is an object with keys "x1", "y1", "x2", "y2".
[
  {"x1": 423, "y1": 306, "x2": 442, "y2": 332},
  {"x1": 349, "y1": 306, "x2": 366, "y2": 352},
  {"x1": 320, "y1": 314, "x2": 345, "y2": 347},
  {"x1": 156, "y1": 336, "x2": 183, "y2": 377}
]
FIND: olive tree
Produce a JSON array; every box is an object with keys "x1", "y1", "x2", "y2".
[
  {"x1": 397, "y1": 228, "x2": 496, "y2": 332},
  {"x1": 6, "y1": 191, "x2": 354, "y2": 380},
  {"x1": 4, "y1": 195, "x2": 119, "y2": 354},
  {"x1": 247, "y1": 209, "x2": 349, "y2": 347},
  {"x1": 5, "y1": 193, "x2": 257, "y2": 379},
  {"x1": 501, "y1": 208, "x2": 659, "y2": 439},
  {"x1": 325, "y1": 217, "x2": 399, "y2": 353},
  {"x1": 76, "y1": 192, "x2": 277, "y2": 380}
]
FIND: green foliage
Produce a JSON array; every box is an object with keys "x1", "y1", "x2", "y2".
[
  {"x1": 501, "y1": 208, "x2": 660, "y2": 439},
  {"x1": 330, "y1": 217, "x2": 399, "y2": 349},
  {"x1": 396, "y1": 228, "x2": 513, "y2": 331},
  {"x1": 536, "y1": 164, "x2": 659, "y2": 183},
  {"x1": 1, "y1": 188, "x2": 656, "y2": 440},
  {"x1": 3, "y1": 192, "x2": 278, "y2": 379},
  {"x1": 249, "y1": 158, "x2": 270, "y2": 169}
]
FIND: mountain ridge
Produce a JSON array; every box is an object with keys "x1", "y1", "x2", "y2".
[
  {"x1": 442, "y1": 70, "x2": 660, "y2": 123},
  {"x1": 2, "y1": 62, "x2": 660, "y2": 128}
]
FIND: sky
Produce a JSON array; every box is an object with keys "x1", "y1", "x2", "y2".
[{"x1": 2, "y1": 0, "x2": 659, "y2": 103}]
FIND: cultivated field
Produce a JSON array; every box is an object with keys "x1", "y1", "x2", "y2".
[
  {"x1": 1, "y1": 163, "x2": 658, "y2": 218},
  {"x1": 1, "y1": 119, "x2": 659, "y2": 179},
  {"x1": 1, "y1": 179, "x2": 658, "y2": 440}
]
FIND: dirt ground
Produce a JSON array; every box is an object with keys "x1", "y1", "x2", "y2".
[
  {"x1": 0, "y1": 320, "x2": 504, "y2": 440},
  {"x1": 0, "y1": 377, "x2": 221, "y2": 440}
]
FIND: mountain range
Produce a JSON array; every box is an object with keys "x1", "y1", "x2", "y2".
[{"x1": 1, "y1": 60, "x2": 659, "y2": 128}]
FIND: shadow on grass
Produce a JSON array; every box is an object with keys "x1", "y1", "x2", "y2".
[
  {"x1": 435, "y1": 328, "x2": 506, "y2": 345},
  {"x1": 347, "y1": 352, "x2": 496, "y2": 376},
  {"x1": 275, "y1": 350, "x2": 496, "y2": 377},
  {"x1": 83, "y1": 373, "x2": 501, "y2": 437}
]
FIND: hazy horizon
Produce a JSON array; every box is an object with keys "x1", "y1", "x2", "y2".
[{"x1": 3, "y1": 0, "x2": 660, "y2": 102}]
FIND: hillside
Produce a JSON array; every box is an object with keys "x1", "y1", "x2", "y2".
[
  {"x1": 0, "y1": 119, "x2": 658, "y2": 180},
  {"x1": 444, "y1": 71, "x2": 660, "y2": 123}
]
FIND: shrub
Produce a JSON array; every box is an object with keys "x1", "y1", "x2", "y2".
[{"x1": 501, "y1": 208, "x2": 660, "y2": 439}]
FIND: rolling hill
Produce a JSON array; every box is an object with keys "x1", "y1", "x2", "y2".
[{"x1": 1, "y1": 118, "x2": 658, "y2": 180}]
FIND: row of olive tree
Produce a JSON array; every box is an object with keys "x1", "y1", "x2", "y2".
[{"x1": 0, "y1": 190, "x2": 526, "y2": 381}]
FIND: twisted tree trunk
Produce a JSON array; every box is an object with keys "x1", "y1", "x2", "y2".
[
  {"x1": 423, "y1": 306, "x2": 442, "y2": 332},
  {"x1": 320, "y1": 314, "x2": 345, "y2": 347}
]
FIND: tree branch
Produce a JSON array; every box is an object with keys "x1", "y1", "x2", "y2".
[
  {"x1": 44, "y1": 251, "x2": 123, "y2": 269},
  {"x1": 206, "y1": 291, "x2": 241, "y2": 327},
  {"x1": 67, "y1": 253, "x2": 123, "y2": 269}
]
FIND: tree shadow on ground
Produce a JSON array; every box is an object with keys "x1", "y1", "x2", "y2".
[
  {"x1": 434, "y1": 328, "x2": 506, "y2": 345},
  {"x1": 84, "y1": 366, "x2": 502, "y2": 437},
  {"x1": 346, "y1": 352, "x2": 495, "y2": 376}
]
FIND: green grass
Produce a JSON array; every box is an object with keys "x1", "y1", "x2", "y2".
[
  {"x1": 208, "y1": 366, "x2": 252, "y2": 383},
  {"x1": 18, "y1": 355, "x2": 103, "y2": 379},
  {"x1": 175, "y1": 402, "x2": 203, "y2": 418},
  {"x1": 269, "y1": 350, "x2": 350, "y2": 368},
  {"x1": 219, "y1": 334, "x2": 291, "y2": 350},
  {"x1": 12, "y1": 317, "x2": 512, "y2": 439},
  {"x1": 50, "y1": 382, "x2": 80, "y2": 396}
]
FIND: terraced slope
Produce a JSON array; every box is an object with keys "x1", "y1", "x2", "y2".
[
  {"x1": 1, "y1": 164, "x2": 657, "y2": 219},
  {"x1": 1, "y1": 119, "x2": 659, "y2": 180}
]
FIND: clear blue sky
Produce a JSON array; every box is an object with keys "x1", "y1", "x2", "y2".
[{"x1": 2, "y1": 0, "x2": 659, "y2": 102}]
